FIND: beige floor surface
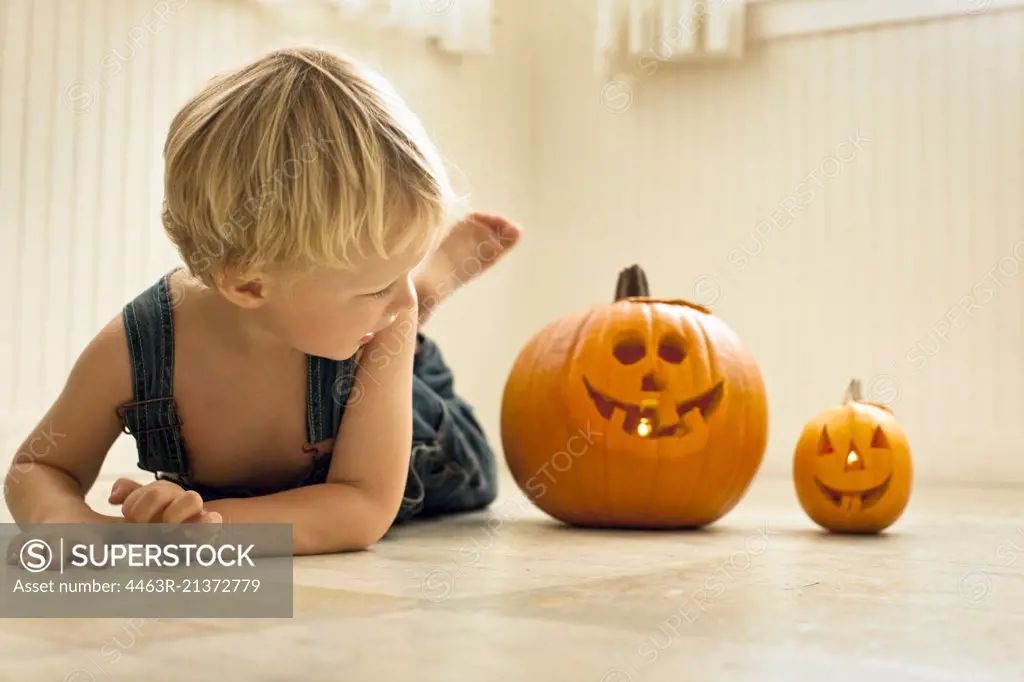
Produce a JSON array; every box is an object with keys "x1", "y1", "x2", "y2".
[{"x1": 2, "y1": 472, "x2": 1023, "y2": 682}]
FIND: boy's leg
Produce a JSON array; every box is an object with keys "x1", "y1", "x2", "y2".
[
  {"x1": 413, "y1": 212, "x2": 520, "y2": 326},
  {"x1": 390, "y1": 211, "x2": 519, "y2": 523},
  {"x1": 394, "y1": 334, "x2": 498, "y2": 523}
]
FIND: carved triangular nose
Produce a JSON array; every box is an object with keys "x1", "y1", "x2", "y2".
[
  {"x1": 845, "y1": 448, "x2": 865, "y2": 471},
  {"x1": 641, "y1": 372, "x2": 663, "y2": 392}
]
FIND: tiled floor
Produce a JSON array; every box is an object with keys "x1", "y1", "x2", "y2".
[{"x1": 2, "y1": 472, "x2": 1023, "y2": 681}]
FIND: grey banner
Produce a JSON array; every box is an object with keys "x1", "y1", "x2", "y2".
[{"x1": 0, "y1": 523, "x2": 293, "y2": 618}]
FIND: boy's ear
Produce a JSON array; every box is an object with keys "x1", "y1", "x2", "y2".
[{"x1": 214, "y1": 270, "x2": 272, "y2": 309}]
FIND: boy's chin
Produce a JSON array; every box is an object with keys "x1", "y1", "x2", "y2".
[
  {"x1": 295, "y1": 340, "x2": 363, "y2": 362},
  {"x1": 333, "y1": 343, "x2": 364, "y2": 361}
]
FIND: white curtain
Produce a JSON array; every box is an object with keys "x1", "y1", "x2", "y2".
[
  {"x1": 254, "y1": 0, "x2": 494, "y2": 54},
  {"x1": 596, "y1": 0, "x2": 748, "y2": 78}
]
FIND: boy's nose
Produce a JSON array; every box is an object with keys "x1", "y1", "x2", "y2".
[{"x1": 392, "y1": 276, "x2": 418, "y2": 312}]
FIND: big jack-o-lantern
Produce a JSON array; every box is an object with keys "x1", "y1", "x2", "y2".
[
  {"x1": 500, "y1": 265, "x2": 769, "y2": 528},
  {"x1": 793, "y1": 379, "x2": 912, "y2": 533}
]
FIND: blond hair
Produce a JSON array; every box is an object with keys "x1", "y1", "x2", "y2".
[{"x1": 161, "y1": 46, "x2": 457, "y2": 282}]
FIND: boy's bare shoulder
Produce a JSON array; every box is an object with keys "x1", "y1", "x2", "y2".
[{"x1": 66, "y1": 313, "x2": 133, "y2": 405}]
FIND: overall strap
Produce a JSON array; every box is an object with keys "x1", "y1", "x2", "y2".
[
  {"x1": 116, "y1": 270, "x2": 191, "y2": 478},
  {"x1": 305, "y1": 353, "x2": 358, "y2": 448}
]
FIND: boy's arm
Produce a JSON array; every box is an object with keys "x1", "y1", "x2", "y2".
[
  {"x1": 203, "y1": 306, "x2": 419, "y2": 555},
  {"x1": 5, "y1": 317, "x2": 132, "y2": 526}
]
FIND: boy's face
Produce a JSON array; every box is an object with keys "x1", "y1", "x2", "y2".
[{"x1": 234, "y1": 242, "x2": 428, "y2": 362}]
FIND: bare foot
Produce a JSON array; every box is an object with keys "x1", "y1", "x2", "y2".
[{"x1": 415, "y1": 212, "x2": 521, "y2": 325}]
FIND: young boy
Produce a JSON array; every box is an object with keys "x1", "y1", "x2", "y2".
[{"x1": 4, "y1": 47, "x2": 520, "y2": 555}]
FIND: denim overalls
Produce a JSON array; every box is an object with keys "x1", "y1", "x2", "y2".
[{"x1": 114, "y1": 270, "x2": 498, "y2": 525}]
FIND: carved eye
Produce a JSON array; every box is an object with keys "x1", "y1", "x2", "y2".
[
  {"x1": 658, "y1": 333, "x2": 686, "y2": 364},
  {"x1": 612, "y1": 331, "x2": 646, "y2": 365},
  {"x1": 870, "y1": 425, "x2": 890, "y2": 449},
  {"x1": 817, "y1": 427, "x2": 834, "y2": 456}
]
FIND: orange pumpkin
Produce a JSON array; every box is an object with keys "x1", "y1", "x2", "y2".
[
  {"x1": 793, "y1": 379, "x2": 912, "y2": 533},
  {"x1": 500, "y1": 265, "x2": 769, "y2": 528}
]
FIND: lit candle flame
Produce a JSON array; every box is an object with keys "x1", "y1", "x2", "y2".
[
  {"x1": 637, "y1": 418, "x2": 652, "y2": 437},
  {"x1": 847, "y1": 452, "x2": 858, "y2": 465}
]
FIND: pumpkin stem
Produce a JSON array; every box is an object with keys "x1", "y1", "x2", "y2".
[
  {"x1": 615, "y1": 265, "x2": 650, "y2": 300},
  {"x1": 844, "y1": 378, "x2": 864, "y2": 404}
]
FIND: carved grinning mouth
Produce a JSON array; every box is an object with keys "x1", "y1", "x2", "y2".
[
  {"x1": 815, "y1": 475, "x2": 892, "y2": 510},
  {"x1": 582, "y1": 376, "x2": 725, "y2": 438}
]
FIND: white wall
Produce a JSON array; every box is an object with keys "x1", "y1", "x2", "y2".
[
  {"x1": 0, "y1": 0, "x2": 533, "y2": 483},
  {"x1": 523, "y1": 1, "x2": 1024, "y2": 486}
]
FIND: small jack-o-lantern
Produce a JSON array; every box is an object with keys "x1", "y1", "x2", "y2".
[
  {"x1": 500, "y1": 265, "x2": 768, "y2": 529},
  {"x1": 793, "y1": 379, "x2": 912, "y2": 533}
]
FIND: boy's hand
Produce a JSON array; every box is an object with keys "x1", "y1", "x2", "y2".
[{"x1": 109, "y1": 479, "x2": 222, "y2": 524}]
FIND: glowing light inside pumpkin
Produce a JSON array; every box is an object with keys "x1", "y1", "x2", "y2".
[
  {"x1": 847, "y1": 452, "x2": 859, "y2": 465},
  {"x1": 637, "y1": 418, "x2": 652, "y2": 437}
]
